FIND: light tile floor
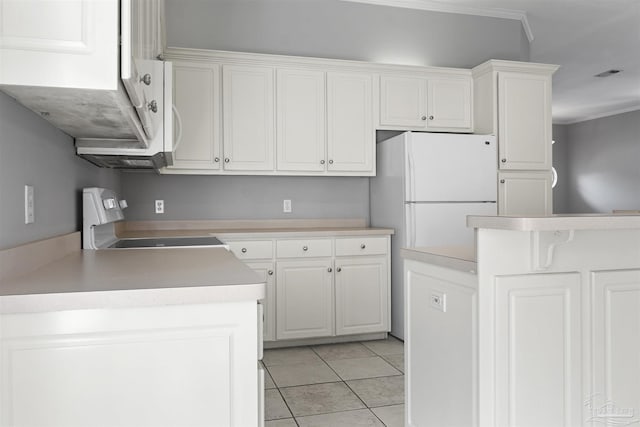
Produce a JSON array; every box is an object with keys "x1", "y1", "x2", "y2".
[{"x1": 263, "y1": 336, "x2": 404, "y2": 427}]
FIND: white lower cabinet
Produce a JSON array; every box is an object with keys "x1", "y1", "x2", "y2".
[
  {"x1": 276, "y1": 259, "x2": 334, "y2": 340},
  {"x1": 335, "y1": 256, "x2": 388, "y2": 335},
  {"x1": 494, "y1": 273, "x2": 582, "y2": 426},
  {"x1": 228, "y1": 234, "x2": 391, "y2": 343},
  {"x1": 0, "y1": 302, "x2": 260, "y2": 427}
]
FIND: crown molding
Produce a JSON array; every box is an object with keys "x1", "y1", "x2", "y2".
[
  {"x1": 553, "y1": 105, "x2": 640, "y2": 125},
  {"x1": 341, "y1": 0, "x2": 534, "y2": 42}
]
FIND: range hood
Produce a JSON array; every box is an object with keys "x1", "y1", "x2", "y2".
[
  {"x1": 0, "y1": 0, "x2": 174, "y2": 170},
  {"x1": 76, "y1": 61, "x2": 176, "y2": 170}
]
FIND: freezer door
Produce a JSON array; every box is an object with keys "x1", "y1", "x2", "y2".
[
  {"x1": 405, "y1": 202, "x2": 497, "y2": 247},
  {"x1": 405, "y1": 133, "x2": 497, "y2": 202}
]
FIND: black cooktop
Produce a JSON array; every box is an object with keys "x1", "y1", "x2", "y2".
[{"x1": 108, "y1": 236, "x2": 225, "y2": 249}]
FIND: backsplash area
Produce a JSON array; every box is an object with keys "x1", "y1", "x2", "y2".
[{"x1": 120, "y1": 172, "x2": 370, "y2": 223}]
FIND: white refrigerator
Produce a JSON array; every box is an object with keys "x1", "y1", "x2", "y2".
[{"x1": 370, "y1": 131, "x2": 497, "y2": 339}]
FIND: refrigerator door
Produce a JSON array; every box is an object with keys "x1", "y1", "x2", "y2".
[
  {"x1": 405, "y1": 202, "x2": 497, "y2": 247},
  {"x1": 405, "y1": 133, "x2": 497, "y2": 202}
]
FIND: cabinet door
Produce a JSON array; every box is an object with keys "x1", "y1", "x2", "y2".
[
  {"x1": 379, "y1": 75, "x2": 427, "y2": 128},
  {"x1": 327, "y1": 72, "x2": 374, "y2": 174},
  {"x1": 0, "y1": 0, "x2": 119, "y2": 90},
  {"x1": 335, "y1": 257, "x2": 388, "y2": 335},
  {"x1": 276, "y1": 68, "x2": 326, "y2": 172},
  {"x1": 498, "y1": 72, "x2": 552, "y2": 170},
  {"x1": 223, "y1": 65, "x2": 275, "y2": 171},
  {"x1": 592, "y1": 270, "x2": 640, "y2": 421},
  {"x1": 498, "y1": 171, "x2": 552, "y2": 215},
  {"x1": 247, "y1": 262, "x2": 276, "y2": 342},
  {"x1": 426, "y1": 77, "x2": 472, "y2": 131},
  {"x1": 168, "y1": 61, "x2": 221, "y2": 170},
  {"x1": 276, "y1": 259, "x2": 334, "y2": 340},
  {"x1": 494, "y1": 273, "x2": 582, "y2": 427}
]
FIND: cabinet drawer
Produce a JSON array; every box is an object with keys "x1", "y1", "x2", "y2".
[
  {"x1": 276, "y1": 239, "x2": 332, "y2": 258},
  {"x1": 226, "y1": 241, "x2": 273, "y2": 260},
  {"x1": 335, "y1": 237, "x2": 388, "y2": 257}
]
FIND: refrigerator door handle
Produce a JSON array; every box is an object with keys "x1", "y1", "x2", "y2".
[{"x1": 407, "y1": 203, "x2": 417, "y2": 247}]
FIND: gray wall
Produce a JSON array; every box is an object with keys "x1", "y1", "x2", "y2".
[
  {"x1": 166, "y1": 0, "x2": 529, "y2": 68},
  {"x1": 120, "y1": 173, "x2": 370, "y2": 222},
  {"x1": 560, "y1": 110, "x2": 640, "y2": 213},
  {"x1": 552, "y1": 124, "x2": 570, "y2": 213},
  {"x1": 0, "y1": 92, "x2": 120, "y2": 250}
]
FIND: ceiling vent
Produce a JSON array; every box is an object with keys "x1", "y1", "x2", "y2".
[{"x1": 595, "y1": 69, "x2": 622, "y2": 77}]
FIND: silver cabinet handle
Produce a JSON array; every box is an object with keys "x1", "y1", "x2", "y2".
[
  {"x1": 241, "y1": 248, "x2": 247, "y2": 253},
  {"x1": 268, "y1": 270, "x2": 274, "y2": 276},
  {"x1": 328, "y1": 160, "x2": 334, "y2": 164},
  {"x1": 360, "y1": 244, "x2": 366, "y2": 249},
  {"x1": 429, "y1": 115, "x2": 434, "y2": 120},
  {"x1": 337, "y1": 267, "x2": 342, "y2": 272},
  {"x1": 140, "y1": 74, "x2": 151, "y2": 85},
  {"x1": 214, "y1": 157, "x2": 220, "y2": 163},
  {"x1": 302, "y1": 246, "x2": 308, "y2": 251},
  {"x1": 148, "y1": 100, "x2": 158, "y2": 113},
  {"x1": 327, "y1": 267, "x2": 332, "y2": 273},
  {"x1": 320, "y1": 160, "x2": 325, "y2": 165},
  {"x1": 421, "y1": 115, "x2": 427, "y2": 121},
  {"x1": 224, "y1": 158, "x2": 230, "y2": 163},
  {"x1": 500, "y1": 179, "x2": 505, "y2": 184},
  {"x1": 501, "y1": 158, "x2": 507, "y2": 163}
]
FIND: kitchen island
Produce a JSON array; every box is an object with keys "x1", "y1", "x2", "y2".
[
  {"x1": 0, "y1": 236, "x2": 265, "y2": 427},
  {"x1": 404, "y1": 214, "x2": 640, "y2": 427}
]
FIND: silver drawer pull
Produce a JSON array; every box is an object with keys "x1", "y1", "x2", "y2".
[
  {"x1": 268, "y1": 270, "x2": 273, "y2": 276},
  {"x1": 303, "y1": 246, "x2": 308, "y2": 251},
  {"x1": 360, "y1": 244, "x2": 366, "y2": 249},
  {"x1": 241, "y1": 248, "x2": 247, "y2": 253}
]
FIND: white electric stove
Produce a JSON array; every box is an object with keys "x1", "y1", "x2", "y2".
[{"x1": 82, "y1": 187, "x2": 226, "y2": 250}]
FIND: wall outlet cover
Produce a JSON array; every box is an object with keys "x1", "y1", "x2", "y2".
[
  {"x1": 283, "y1": 199, "x2": 292, "y2": 213},
  {"x1": 155, "y1": 199, "x2": 164, "y2": 214},
  {"x1": 430, "y1": 291, "x2": 446, "y2": 312}
]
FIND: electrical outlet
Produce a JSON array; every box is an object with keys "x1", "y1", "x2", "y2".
[
  {"x1": 24, "y1": 185, "x2": 34, "y2": 224},
  {"x1": 155, "y1": 199, "x2": 164, "y2": 214},
  {"x1": 430, "y1": 291, "x2": 446, "y2": 312},
  {"x1": 283, "y1": 199, "x2": 292, "y2": 213}
]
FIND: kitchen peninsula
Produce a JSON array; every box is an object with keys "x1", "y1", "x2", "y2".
[
  {"x1": 404, "y1": 214, "x2": 640, "y2": 427},
  {"x1": 0, "y1": 235, "x2": 265, "y2": 427}
]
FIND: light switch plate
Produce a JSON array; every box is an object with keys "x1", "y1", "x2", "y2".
[{"x1": 24, "y1": 185, "x2": 34, "y2": 224}]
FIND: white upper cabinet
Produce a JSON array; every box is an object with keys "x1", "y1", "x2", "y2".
[
  {"x1": 427, "y1": 78, "x2": 472, "y2": 130},
  {"x1": 0, "y1": 0, "x2": 119, "y2": 90},
  {"x1": 498, "y1": 170, "x2": 553, "y2": 215},
  {"x1": 327, "y1": 71, "x2": 375, "y2": 174},
  {"x1": 222, "y1": 65, "x2": 275, "y2": 171},
  {"x1": 498, "y1": 71, "x2": 552, "y2": 170},
  {"x1": 167, "y1": 61, "x2": 221, "y2": 170},
  {"x1": 380, "y1": 75, "x2": 427, "y2": 128},
  {"x1": 276, "y1": 69, "x2": 326, "y2": 172},
  {"x1": 379, "y1": 74, "x2": 472, "y2": 132}
]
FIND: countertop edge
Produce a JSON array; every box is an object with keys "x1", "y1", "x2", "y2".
[{"x1": 401, "y1": 247, "x2": 477, "y2": 274}]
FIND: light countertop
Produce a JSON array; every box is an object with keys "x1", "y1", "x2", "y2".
[
  {"x1": 0, "y1": 247, "x2": 264, "y2": 314},
  {"x1": 468, "y1": 214, "x2": 640, "y2": 231},
  {"x1": 117, "y1": 227, "x2": 394, "y2": 240},
  {"x1": 401, "y1": 246, "x2": 477, "y2": 273}
]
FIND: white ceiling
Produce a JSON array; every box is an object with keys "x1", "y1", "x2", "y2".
[{"x1": 347, "y1": 0, "x2": 640, "y2": 124}]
